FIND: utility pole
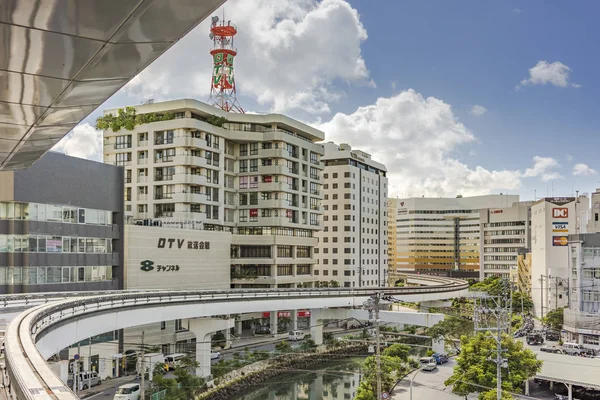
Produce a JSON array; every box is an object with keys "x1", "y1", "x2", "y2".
[
  {"x1": 140, "y1": 331, "x2": 145, "y2": 400},
  {"x1": 88, "y1": 337, "x2": 92, "y2": 391},
  {"x1": 472, "y1": 279, "x2": 510, "y2": 400},
  {"x1": 540, "y1": 275, "x2": 544, "y2": 319},
  {"x1": 374, "y1": 293, "x2": 382, "y2": 400},
  {"x1": 363, "y1": 292, "x2": 382, "y2": 400}
]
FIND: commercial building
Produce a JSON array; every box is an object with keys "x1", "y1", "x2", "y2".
[
  {"x1": 102, "y1": 99, "x2": 324, "y2": 289},
  {"x1": 389, "y1": 195, "x2": 518, "y2": 279},
  {"x1": 531, "y1": 196, "x2": 589, "y2": 318},
  {"x1": 388, "y1": 198, "x2": 398, "y2": 285},
  {"x1": 0, "y1": 152, "x2": 124, "y2": 294},
  {"x1": 479, "y1": 201, "x2": 532, "y2": 281},
  {"x1": 564, "y1": 232, "x2": 600, "y2": 348},
  {"x1": 315, "y1": 143, "x2": 388, "y2": 287}
]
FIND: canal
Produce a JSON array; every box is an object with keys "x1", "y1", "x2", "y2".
[{"x1": 229, "y1": 357, "x2": 365, "y2": 400}]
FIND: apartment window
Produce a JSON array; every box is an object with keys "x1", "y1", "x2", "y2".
[
  {"x1": 239, "y1": 143, "x2": 248, "y2": 156},
  {"x1": 249, "y1": 143, "x2": 259, "y2": 155},
  {"x1": 160, "y1": 321, "x2": 166, "y2": 330},
  {"x1": 250, "y1": 159, "x2": 258, "y2": 172},
  {"x1": 115, "y1": 135, "x2": 132, "y2": 149},
  {"x1": 310, "y1": 213, "x2": 319, "y2": 226},
  {"x1": 333, "y1": 183, "x2": 338, "y2": 189},
  {"x1": 297, "y1": 246, "x2": 310, "y2": 258},
  {"x1": 240, "y1": 246, "x2": 271, "y2": 258},
  {"x1": 175, "y1": 319, "x2": 184, "y2": 331},
  {"x1": 310, "y1": 152, "x2": 319, "y2": 165},
  {"x1": 115, "y1": 152, "x2": 131, "y2": 166},
  {"x1": 333, "y1": 173, "x2": 338, "y2": 178},
  {"x1": 344, "y1": 204, "x2": 351, "y2": 210},
  {"x1": 239, "y1": 160, "x2": 248, "y2": 173},
  {"x1": 344, "y1": 172, "x2": 351, "y2": 178},
  {"x1": 310, "y1": 167, "x2": 319, "y2": 180}
]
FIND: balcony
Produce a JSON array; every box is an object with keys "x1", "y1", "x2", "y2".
[
  {"x1": 173, "y1": 136, "x2": 208, "y2": 149},
  {"x1": 154, "y1": 193, "x2": 174, "y2": 201},
  {"x1": 137, "y1": 194, "x2": 148, "y2": 201},
  {"x1": 137, "y1": 176, "x2": 148, "y2": 183},
  {"x1": 259, "y1": 165, "x2": 286, "y2": 175},
  {"x1": 171, "y1": 174, "x2": 207, "y2": 186},
  {"x1": 138, "y1": 140, "x2": 148, "y2": 147},
  {"x1": 258, "y1": 199, "x2": 291, "y2": 209},
  {"x1": 172, "y1": 192, "x2": 207, "y2": 203},
  {"x1": 260, "y1": 148, "x2": 287, "y2": 159},
  {"x1": 138, "y1": 158, "x2": 148, "y2": 165},
  {"x1": 260, "y1": 182, "x2": 285, "y2": 191}
]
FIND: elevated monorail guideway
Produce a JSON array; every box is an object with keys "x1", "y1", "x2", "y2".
[
  {"x1": 0, "y1": 0, "x2": 225, "y2": 170},
  {"x1": 4, "y1": 276, "x2": 468, "y2": 399}
]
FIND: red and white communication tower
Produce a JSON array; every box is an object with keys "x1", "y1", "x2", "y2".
[{"x1": 208, "y1": 15, "x2": 244, "y2": 113}]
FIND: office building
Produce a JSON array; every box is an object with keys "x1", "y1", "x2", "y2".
[
  {"x1": 0, "y1": 152, "x2": 124, "y2": 294},
  {"x1": 315, "y1": 143, "x2": 388, "y2": 287},
  {"x1": 387, "y1": 198, "x2": 398, "y2": 285},
  {"x1": 479, "y1": 201, "x2": 532, "y2": 280},
  {"x1": 389, "y1": 194, "x2": 518, "y2": 279},
  {"x1": 531, "y1": 196, "x2": 589, "y2": 318},
  {"x1": 102, "y1": 99, "x2": 324, "y2": 289},
  {"x1": 564, "y1": 232, "x2": 600, "y2": 348}
]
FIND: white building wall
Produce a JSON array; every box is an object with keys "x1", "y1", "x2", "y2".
[
  {"x1": 124, "y1": 225, "x2": 231, "y2": 290},
  {"x1": 531, "y1": 196, "x2": 589, "y2": 317},
  {"x1": 316, "y1": 143, "x2": 388, "y2": 287}
]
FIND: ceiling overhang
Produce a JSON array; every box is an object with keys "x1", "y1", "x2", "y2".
[{"x1": 0, "y1": 0, "x2": 224, "y2": 170}]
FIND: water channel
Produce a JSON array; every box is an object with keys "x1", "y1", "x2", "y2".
[{"x1": 229, "y1": 357, "x2": 365, "y2": 400}]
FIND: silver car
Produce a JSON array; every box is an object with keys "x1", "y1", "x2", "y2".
[{"x1": 419, "y1": 357, "x2": 438, "y2": 371}]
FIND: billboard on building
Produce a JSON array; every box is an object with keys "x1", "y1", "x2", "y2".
[
  {"x1": 124, "y1": 225, "x2": 231, "y2": 290},
  {"x1": 552, "y1": 236, "x2": 569, "y2": 246}
]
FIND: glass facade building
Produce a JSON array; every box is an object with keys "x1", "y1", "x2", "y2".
[{"x1": 0, "y1": 152, "x2": 124, "y2": 294}]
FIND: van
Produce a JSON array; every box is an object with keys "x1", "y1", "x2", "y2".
[
  {"x1": 164, "y1": 353, "x2": 186, "y2": 370},
  {"x1": 67, "y1": 371, "x2": 101, "y2": 390},
  {"x1": 288, "y1": 330, "x2": 304, "y2": 341},
  {"x1": 562, "y1": 342, "x2": 585, "y2": 355},
  {"x1": 419, "y1": 357, "x2": 437, "y2": 371},
  {"x1": 113, "y1": 383, "x2": 141, "y2": 400}
]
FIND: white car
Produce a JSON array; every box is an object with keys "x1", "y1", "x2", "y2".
[
  {"x1": 113, "y1": 383, "x2": 141, "y2": 400},
  {"x1": 211, "y1": 351, "x2": 221, "y2": 360},
  {"x1": 419, "y1": 356, "x2": 438, "y2": 372}
]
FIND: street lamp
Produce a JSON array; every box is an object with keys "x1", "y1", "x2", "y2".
[{"x1": 409, "y1": 368, "x2": 422, "y2": 400}]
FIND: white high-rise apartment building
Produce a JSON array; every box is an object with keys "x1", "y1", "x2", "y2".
[
  {"x1": 479, "y1": 201, "x2": 532, "y2": 281},
  {"x1": 315, "y1": 143, "x2": 388, "y2": 287},
  {"x1": 389, "y1": 195, "x2": 518, "y2": 279},
  {"x1": 103, "y1": 99, "x2": 324, "y2": 289}
]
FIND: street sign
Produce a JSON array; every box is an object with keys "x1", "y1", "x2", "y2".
[
  {"x1": 382, "y1": 392, "x2": 389, "y2": 399},
  {"x1": 73, "y1": 354, "x2": 80, "y2": 360}
]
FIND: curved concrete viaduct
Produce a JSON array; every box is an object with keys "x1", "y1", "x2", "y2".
[{"x1": 4, "y1": 276, "x2": 468, "y2": 399}]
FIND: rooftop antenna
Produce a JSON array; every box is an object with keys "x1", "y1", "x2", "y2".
[
  {"x1": 142, "y1": 98, "x2": 154, "y2": 105},
  {"x1": 208, "y1": 10, "x2": 244, "y2": 113}
]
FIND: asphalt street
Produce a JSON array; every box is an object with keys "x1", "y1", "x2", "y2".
[{"x1": 392, "y1": 359, "x2": 469, "y2": 400}]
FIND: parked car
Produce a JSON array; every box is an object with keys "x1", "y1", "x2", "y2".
[
  {"x1": 540, "y1": 346, "x2": 565, "y2": 354},
  {"x1": 419, "y1": 357, "x2": 438, "y2": 371},
  {"x1": 545, "y1": 331, "x2": 560, "y2": 341},
  {"x1": 210, "y1": 351, "x2": 221, "y2": 360},
  {"x1": 526, "y1": 333, "x2": 544, "y2": 345},
  {"x1": 288, "y1": 330, "x2": 304, "y2": 341},
  {"x1": 67, "y1": 371, "x2": 101, "y2": 390},
  {"x1": 431, "y1": 353, "x2": 449, "y2": 364},
  {"x1": 562, "y1": 342, "x2": 586, "y2": 355},
  {"x1": 164, "y1": 353, "x2": 186, "y2": 370},
  {"x1": 113, "y1": 383, "x2": 141, "y2": 400}
]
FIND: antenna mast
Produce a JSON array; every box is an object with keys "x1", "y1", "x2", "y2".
[{"x1": 208, "y1": 13, "x2": 244, "y2": 113}]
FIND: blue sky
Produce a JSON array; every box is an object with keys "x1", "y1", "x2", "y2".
[{"x1": 58, "y1": 0, "x2": 600, "y2": 199}]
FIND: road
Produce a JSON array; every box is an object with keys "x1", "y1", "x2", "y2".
[{"x1": 392, "y1": 359, "x2": 469, "y2": 399}]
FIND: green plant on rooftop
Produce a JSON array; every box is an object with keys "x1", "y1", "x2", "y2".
[{"x1": 95, "y1": 106, "x2": 174, "y2": 131}]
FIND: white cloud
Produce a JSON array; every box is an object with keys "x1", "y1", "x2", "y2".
[
  {"x1": 469, "y1": 105, "x2": 487, "y2": 116},
  {"x1": 52, "y1": 123, "x2": 103, "y2": 161},
  {"x1": 572, "y1": 83, "x2": 582, "y2": 88},
  {"x1": 541, "y1": 172, "x2": 563, "y2": 182},
  {"x1": 317, "y1": 89, "x2": 523, "y2": 197},
  {"x1": 519, "y1": 61, "x2": 573, "y2": 88},
  {"x1": 573, "y1": 163, "x2": 597, "y2": 176},
  {"x1": 513, "y1": 8, "x2": 523, "y2": 14},
  {"x1": 124, "y1": 0, "x2": 371, "y2": 114},
  {"x1": 523, "y1": 155, "x2": 559, "y2": 178}
]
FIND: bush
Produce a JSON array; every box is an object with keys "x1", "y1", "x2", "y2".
[
  {"x1": 426, "y1": 350, "x2": 434, "y2": 357},
  {"x1": 409, "y1": 359, "x2": 420, "y2": 369}
]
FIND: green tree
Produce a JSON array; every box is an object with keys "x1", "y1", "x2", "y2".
[
  {"x1": 512, "y1": 291, "x2": 534, "y2": 313},
  {"x1": 382, "y1": 344, "x2": 410, "y2": 361},
  {"x1": 481, "y1": 389, "x2": 514, "y2": 400},
  {"x1": 275, "y1": 340, "x2": 292, "y2": 353},
  {"x1": 426, "y1": 316, "x2": 474, "y2": 351},
  {"x1": 95, "y1": 106, "x2": 174, "y2": 131},
  {"x1": 445, "y1": 332, "x2": 541, "y2": 399},
  {"x1": 355, "y1": 380, "x2": 375, "y2": 400},
  {"x1": 543, "y1": 307, "x2": 564, "y2": 330},
  {"x1": 151, "y1": 357, "x2": 205, "y2": 400},
  {"x1": 212, "y1": 331, "x2": 227, "y2": 348}
]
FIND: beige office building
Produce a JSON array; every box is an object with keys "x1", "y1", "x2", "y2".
[
  {"x1": 103, "y1": 99, "x2": 324, "y2": 289},
  {"x1": 315, "y1": 143, "x2": 388, "y2": 288},
  {"x1": 479, "y1": 201, "x2": 532, "y2": 281},
  {"x1": 389, "y1": 195, "x2": 518, "y2": 278}
]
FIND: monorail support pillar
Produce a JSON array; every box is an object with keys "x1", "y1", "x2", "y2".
[
  {"x1": 310, "y1": 309, "x2": 323, "y2": 345},
  {"x1": 186, "y1": 317, "x2": 235, "y2": 378}
]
